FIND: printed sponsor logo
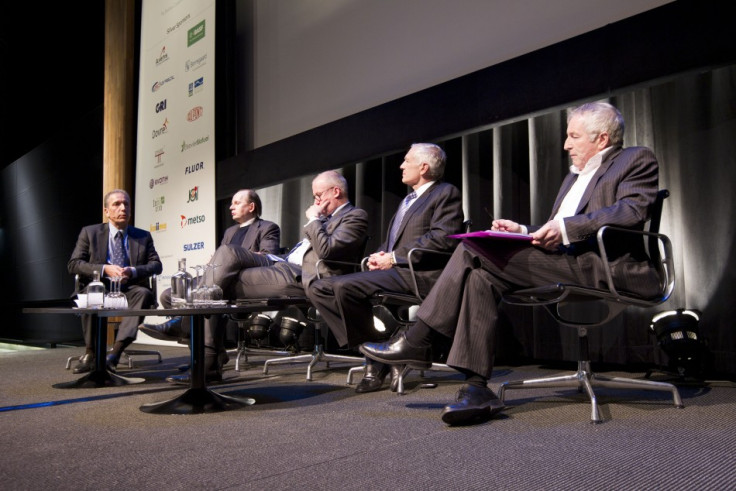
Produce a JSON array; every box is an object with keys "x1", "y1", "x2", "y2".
[
  {"x1": 153, "y1": 196, "x2": 165, "y2": 212},
  {"x1": 154, "y1": 148, "x2": 165, "y2": 166},
  {"x1": 184, "y1": 241, "x2": 205, "y2": 251},
  {"x1": 180, "y1": 214, "x2": 206, "y2": 228},
  {"x1": 184, "y1": 161, "x2": 204, "y2": 174},
  {"x1": 155, "y1": 99, "x2": 167, "y2": 113},
  {"x1": 184, "y1": 53, "x2": 207, "y2": 72},
  {"x1": 181, "y1": 136, "x2": 209, "y2": 152},
  {"x1": 150, "y1": 222, "x2": 168, "y2": 232},
  {"x1": 149, "y1": 175, "x2": 169, "y2": 189},
  {"x1": 188, "y1": 76, "x2": 204, "y2": 97},
  {"x1": 152, "y1": 75, "x2": 175, "y2": 92},
  {"x1": 187, "y1": 20, "x2": 205, "y2": 47},
  {"x1": 187, "y1": 186, "x2": 199, "y2": 203},
  {"x1": 186, "y1": 106, "x2": 203, "y2": 122},
  {"x1": 166, "y1": 14, "x2": 191, "y2": 35},
  {"x1": 152, "y1": 118, "x2": 169, "y2": 139},
  {"x1": 155, "y1": 46, "x2": 169, "y2": 66}
]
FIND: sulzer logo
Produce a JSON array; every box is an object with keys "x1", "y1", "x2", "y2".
[
  {"x1": 187, "y1": 106, "x2": 203, "y2": 122},
  {"x1": 155, "y1": 99, "x2": 167, "y2": 113},
  {"x1": 183, "y1": 241, "x2": 205, "y2": 252}
]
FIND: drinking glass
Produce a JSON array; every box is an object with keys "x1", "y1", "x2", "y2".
[{"x1": 207, "y1": 263, "x2": 224, "y2": 302}]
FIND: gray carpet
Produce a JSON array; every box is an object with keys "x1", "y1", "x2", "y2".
[{"x1": 1, "y1": 343, "x2": 734, "y2": 490}]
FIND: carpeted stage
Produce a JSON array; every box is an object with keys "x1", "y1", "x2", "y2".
[{"x1": 1, "y1": 342, "x2": 734, "y2": 490}]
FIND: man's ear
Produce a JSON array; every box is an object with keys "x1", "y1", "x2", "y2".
[
  {"x1": 419, "y1": 161, "x2": 430, "y2": 176},
  {"x1": 597, "y1": 132, "x2": 610, "y2": 150}
]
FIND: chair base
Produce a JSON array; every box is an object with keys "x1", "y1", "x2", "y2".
[
  {"x1": 347, "y1": 362, "x2": 456, "y2": 394},
  {"x1": 263, "y1": 343, "x2": 363, "y2": 381},
  {"x1": 65, "y1": 349, "x2": 162, "y2": 370},
  {"x1": 231, "y1": 345, "x2": 292, "y2": 371},
  {"x1": 497, "y1": 360, "x2": 684, "y2": 423}
]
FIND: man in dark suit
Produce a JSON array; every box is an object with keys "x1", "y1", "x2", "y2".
[
  {"x1": 233, "y1": 170, "x2": 369, "y2": 299},
  {"x1": 140, "y1": 188, "x2": 281, "y2": 383},
  {"x1": 307, "y1": 143, "x2": 464, "y2": 393},
  {"x1": 139, "y1": 188, "x2": 280, "y2": 341},
  {"x1": 360, "y1": 102, "x2": 662, "y2": 425},
  {"x1": 68, "y1": 189, "x2": 163, "y2": 373}
]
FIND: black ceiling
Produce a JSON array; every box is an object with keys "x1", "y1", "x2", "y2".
[{"x1": 1, "y1": 2, "x2": 106, "y2": 169}]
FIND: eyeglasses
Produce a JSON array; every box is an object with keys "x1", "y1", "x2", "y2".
[{"x1": 313, "y1": 187, "x2": 334, "y2": 201}]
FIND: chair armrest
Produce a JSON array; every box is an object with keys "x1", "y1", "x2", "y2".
[
  {"x1": 596, "y1": 225, "x2": 675, "y2": 304},
  {"x1": 315, "y1": 258, "x2": 363, "y2": 280},
  {"x1": 406, "y1": 247, "x2": 452, "y2": 300}
]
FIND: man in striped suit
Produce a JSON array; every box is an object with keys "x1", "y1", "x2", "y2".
[
  {"x1": 360, "y1": 102, "x2": 662, "y2": 425},
  {"x1": 307, "y1": 143, "x2": 465, "y2": 393}
]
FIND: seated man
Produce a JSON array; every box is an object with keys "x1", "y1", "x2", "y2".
[
  {"x1": 233, "y1": 170, "x2": 369, "y2": 299},
  {"x1": 68, "y1": 189, "x2": 163, "y2": 373},
  {"x1": 307, "y1": 143, "x2": 464, "y2": 393},
  {"x1": 360, "y1": 102, "x2": 662, "y2": 425},
  {"x1": 166, "y1": 171, "x2": 368, "y2": 384},
  {"x1": 139, "y1": 188, "x2": 280, "y2": 342}
]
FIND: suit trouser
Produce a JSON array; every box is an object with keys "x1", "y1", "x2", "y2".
[
  {"x1": 307, "y1": 268, "x2": 414, "y2": 348},
  {"x1": 159, "y1": 245, "x2": 272, "y2": 356},
  {"x1": 415, "y1": 240, "x2": 659, "y2": 379},
  {"x1": 210, "y1": 245, "x2": 273, "y2": 297},
  {"x1": 81, "y1": 284, "x2": 154, "y2": 349},
  {"x1": 235, "y1": 262, "x2": 306, "y2": 298}
]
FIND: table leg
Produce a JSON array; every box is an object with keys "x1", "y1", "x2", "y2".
[
  {"x1": 140, "y1": 313, "x2": 255, "y2": 414},
  {"x1": 54, "y1": 313, "x2": 145, "y2": 389}
]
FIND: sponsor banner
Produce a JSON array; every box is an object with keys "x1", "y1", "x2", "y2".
[{"x1": 135, "y1": 0, "x2": 217, "y2": 299}]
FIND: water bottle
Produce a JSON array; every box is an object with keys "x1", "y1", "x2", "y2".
[
  {"x1": 171, "y1": 258, "x2": 193, "y2": 307},
  {"x1": 87, "y1": 270, "x2": 105, "y2": 308}
]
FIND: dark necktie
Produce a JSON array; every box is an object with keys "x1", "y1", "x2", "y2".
[
  {"x1": 112, "y1": 231, "x2": 128, "y2": 267},
  {"x1": 387, "y1": 191, "x2": 417, "y2": 251}
]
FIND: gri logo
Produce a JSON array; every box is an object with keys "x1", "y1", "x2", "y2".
[{"x1": 155, "y1": 99, "x2": 167, "y2": 113}]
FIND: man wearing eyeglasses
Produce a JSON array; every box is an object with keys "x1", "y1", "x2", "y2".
[{"x1": 168, "y1": 170, "x2": 368, "y2": 384}]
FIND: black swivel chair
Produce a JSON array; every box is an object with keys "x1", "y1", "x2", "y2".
[
  {"x1": 261, "y1": 241, "x2": 370, "y2": 381},
  {"x1": 347, "y1": 220, "x2": 473, "y2": 393},
  {"x1": 497, "y1": 189, "x2": 683, "y2": 423}
]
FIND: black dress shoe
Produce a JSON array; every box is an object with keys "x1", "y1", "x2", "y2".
[
  {"x1": 106, "y1": 353, "x2": 120, "y2": 373},
  {"x1": 359, "y1": 333, "x2": 431, "y2": 369},
  {"x1": 166, "y1": 370, "x2": 223, "y2": 385},
  {"x1": 355, "y1": 361, "x2": 390, "y2": 393},
  {"x1": 440, "y1": 384, "x2": 506, "y2": 425},
  {"x1": 72, "y1": 354, "x2": 94, "y2": 374},
  {"x1": 138, "y1": 317, "x2": 183, "y2": 341},
  {"x1": 389, "y1": 364, "x2": 404, "y2": 392}
]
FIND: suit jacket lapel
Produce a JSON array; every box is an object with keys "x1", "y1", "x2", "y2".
[
  {"x1": 394, "y1": 182, "x2": 436, "y2": 242},
  {"x1": 242, "y1": 219, "x2": 259, "y2": 248},
  {"x1": 96, "y1": 225, "x2": 110, "y2": 264},
  {"x1": 125, "y1": 226, "x2": 139, "y2": 266},
  {"x1": 575, "y1": 147, "x2": 621, "y2": 214}
]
